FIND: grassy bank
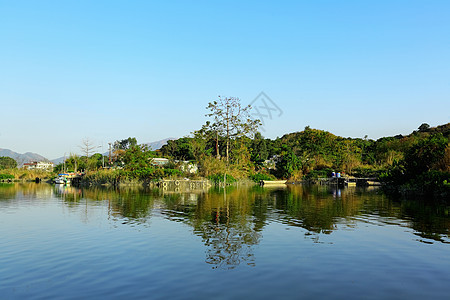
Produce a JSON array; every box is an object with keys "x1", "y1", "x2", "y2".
[{"x1": 0, "y1": 169, "x2": 52, "y2": 181}]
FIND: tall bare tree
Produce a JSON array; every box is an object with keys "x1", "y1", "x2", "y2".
[
  {"x1": 79, "y1": 138, "x2": 97, "y2": 171},
  {"x1": 206, "y1": 96, "x2": 260, "y2": 161}
]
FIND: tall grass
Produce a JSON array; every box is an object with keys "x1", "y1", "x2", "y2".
[
  {"x1": 82, "y1": 169, "x2": 122, "y2": 185},
  {"x1": 0, "y1": 169, "x2": 51, "y2": 180},
  {"x1": 198, "y1": 156, "x2": 251, "y2": 179}
]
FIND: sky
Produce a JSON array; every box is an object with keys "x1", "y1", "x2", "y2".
[{"x1": 1, "y1": 0, "x2": 449, "y2": 159}]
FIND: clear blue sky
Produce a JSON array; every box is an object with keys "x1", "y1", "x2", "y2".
[{"x1": 1, "y1": 0, "x2": 449, "y2": 159}]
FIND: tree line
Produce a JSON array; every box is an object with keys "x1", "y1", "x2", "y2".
[{"x1": 2, "y1": 96, "x2": 449, "y2": 196}]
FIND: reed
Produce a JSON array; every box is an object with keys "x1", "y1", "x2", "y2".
[{"x1": 0, "y1": 169, "x2": 50, "y2": 180}]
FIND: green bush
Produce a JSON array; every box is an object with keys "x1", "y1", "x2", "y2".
[
  {"x1": 249, "y1": 173, "x2": 276, "y2": 182},
  {"x1": 415, "y1": 170, "x2": 450, "y2": 194},
  {"x1": 304, "y1": 168, "x2": 333, "y2": 180},
  {"x1": 163, "y1": 168, "x2": 183, "y2": 178},
  {"x1": 208, "y1": 173, "x2": 236, "y2": 184},
  {"x1": 352, "y1": 166, "x2": 384, "y2": 178},
  {"x1": 0, "y1": 174, "x2": 14, "y2": 180}
]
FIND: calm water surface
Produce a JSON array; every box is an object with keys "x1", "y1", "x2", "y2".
[{"x1": 1, "y1": 183, "x2": 449, "y2": 299}]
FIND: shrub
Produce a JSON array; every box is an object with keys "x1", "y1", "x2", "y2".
[
  {"x1": 0, "y1": 174, "x2": 14, "y2": 180},
  {"x1": 304, "y1": 168, "x2": 333, "y2": 180},
  {"x1": 163, "y1": 168, "x2": 183, "y2": 178},
  {"x1": 352, "y1": 166, "x2": 384, "y2": 178},
  {"x1": 249, "y1": 173, "x2": 276, "y2": 182},
  {"x1": 208, "y1": 173, "x2": 236, "y2": 184}
]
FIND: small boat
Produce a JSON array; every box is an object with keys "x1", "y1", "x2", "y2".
[
  {"x1": 260, "y1": 180, "x2": 287, "y2": 186},
  {"x1": 54, "y1": 174, "x2": 70, "y2": 184}
]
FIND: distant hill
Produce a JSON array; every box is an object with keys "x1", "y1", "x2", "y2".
[
  {"x1": 145, "y1": 138, "x2": 176, "y2": 151},
  {"x1": 0, "y1": 148, "x2": 49, "y2": 166},
  {"x1": 51, "y1": 156, "x2": 66, "y2": 165}
]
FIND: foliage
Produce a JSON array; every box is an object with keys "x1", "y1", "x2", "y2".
[
  {"x1": 403, "y1": 133, "x2": 448, "y2": 176},
  {"x1": 249, "y1": 173, "x2": 276, "y2": 182},
  {"x1": 418, "y1": 123, "x2": 430, "y2": 132},
  {"x1": 304, "y1": 168, "x2": 334, "y2": 180},
  {"x1": 198, "y1": 155, "x2": 227, "y2": 177},
  {"x1": 74, "y1": 111, "x2": 449, "y2": 197},
  {"x1": 114, "y1": 137, "x2": 137, "y2": 150},
  {"x1": 160, "y1": 138, "x2": 195, "y2": 161},
  {"x1": 79, "y1": 142, "x2": 191, "y2": 184},
  {"x1": 0, "y1": 157, "x2": 17, "y2": 169},
  {"x1": 205, "y1": 96, "x2": 260, "y2": 161},
  {"x1": 121, "y1": 145, "x2": 154, "y2": 171},
  {"x1": 89, "y1": 153, "x2": 105, "y2": 170},
  {"x1": 82, "y1": 169, "x2": 122, "y2": 185},
  {"x1": 163, "y1": 168, "x2": 183, "y2": 178},
  {"x1": 351, "y1": 166, "x2": 383, "y2": 178},
  {"x1": 79, "y1": 138, "x2": 98, "y2": 170},
  {"x1": 250, "y1": 132, "x2": 269, "y2": 165},
  {"x1": 380, "y1": 133, "x2": 450, "y2": 197},
  {"x1": 275, "y1": 146, "x2": 302, "y2": 179},
  {"x1": 0, "y1": 174, "x2": 15, "y2": 180},
  {"x1": 207, "y1": 173, "x2": 237, "y2": 184},
  {"x1": 0, "y1": 169, "x2": 49, "y2": 180}
]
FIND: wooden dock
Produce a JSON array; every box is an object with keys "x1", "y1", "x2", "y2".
[{"x1": 318, "y1": 177, "x2": 381, "y2": 186}]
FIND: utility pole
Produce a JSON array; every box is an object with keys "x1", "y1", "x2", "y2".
[
  {"x1": 108, "y1": 142, "x2": 112, "y2": 167},
  {"x1": 101, "y1": 143, "x2": 105, "y2": 168}
]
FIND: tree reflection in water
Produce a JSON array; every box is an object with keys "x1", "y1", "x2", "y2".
[
  {"x1": 48, "y1": 183, "x2": 450, "y2": 268},
  {"x1": 200, "y1": 189, "x2": 260, "y2": 269},
  {"x1": 161, "y1": 187, "x2": 262, "y2": 269}
]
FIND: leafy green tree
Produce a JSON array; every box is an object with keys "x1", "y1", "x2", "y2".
[
  {"x1": 160, "y1": 138, "x2": 195, "y2": 161},
  {"x1": 114, "y1": 137, "x2": 137, "y2": 150},
  {"x1": 191, "y1": 121, "x2": 226, "y2": 159},
  {"x1": 122, "y1": 145, "x2": 154, "y2": 171},
  {"x1": 67, "y1": 154, "x2": 81, "y2": 172},
  {"x1": 381, "y1": 133, "x2": 450, "y2": 195},
  {"x1": 251, "y1": 132, "x2": 269, "y2": 165},
  {"x1": 276, "y1": 146, "x2": 302, "y2": 179},
  {"x1": 418, "y1": 123, "x2": 430, "y2": 132},
  {"x1": 88, "y1": 153, "x2": 105, "y2": 170},
  {"x1": 265, "y1": 138, "x2": 283, "y2": 158},
  {"x1": 190, "y1": 128, "x2": 214, "y2": 160},
  {"x1": 0, "y1": 156, "x2": 17, "y2": 169},
  {"x1": 403, "y1": 133, "x2": 448, "y2": 176}
]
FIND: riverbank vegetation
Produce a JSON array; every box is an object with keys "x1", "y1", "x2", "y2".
[
  {"x1": 68, "y1": 115, "x2": 447, "y2": 198},
  {"x1": 0, "y1": 168, "x2": 50, "y2": 181},
  {"x1": 2, "y1": 97, "x2": 449, "y2": 197}
]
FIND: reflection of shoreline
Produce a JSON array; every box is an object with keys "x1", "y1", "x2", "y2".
[
  {"x1": 7, "y1": 183, "x2": 447, "y2": 264},
  {"x1": 55, "y1": 184, "x2": 81, "y2": 195},
  {"x1": 161, "y1": 188, "x2": 210, "y2": 194}
]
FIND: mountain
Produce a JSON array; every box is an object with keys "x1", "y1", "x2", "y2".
[
  {"x1": 51, "y1": 156, "x2": 66, "y2": 165},
  {"x1": 0, "y1": 148, "x2": 49, "y2": 166},
  {"x1": 145, "y1": 138, "x2": 175, "y2": 151}
]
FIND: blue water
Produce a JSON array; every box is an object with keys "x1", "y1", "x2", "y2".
[{"x1": 1, "y1": 183, "x2": 449, "y2": 299}]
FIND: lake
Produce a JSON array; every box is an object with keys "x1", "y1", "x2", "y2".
[{"x1": 1, "y1": 183, "x2": 449, "y2": 299}]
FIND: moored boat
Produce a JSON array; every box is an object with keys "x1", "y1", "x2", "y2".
[{"x1": 54, "y1": 174, "x2": 70, "y2": 184}]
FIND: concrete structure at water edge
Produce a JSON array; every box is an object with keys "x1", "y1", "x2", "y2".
[{"x1": 157, "y1": 179, "x2": 211, "y2": 190}]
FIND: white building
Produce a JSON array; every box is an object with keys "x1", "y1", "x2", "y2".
[
  {"x1": 151, "y1": 158, "x2": 170, "y2": 166},
  {"x1": 150, "y1": 158, "x2": 198, "y2": 173},
  {"x1": 23, "y1": 161, "x2": 54, "y2": 171},
  {"x1": 179, "y1": 161, "x2": 198, "y2": 174}
]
